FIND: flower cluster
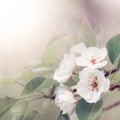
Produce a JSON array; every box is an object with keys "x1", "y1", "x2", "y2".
[{"x1": 53, "y1": 42, "x2": 110, "y2": 114}]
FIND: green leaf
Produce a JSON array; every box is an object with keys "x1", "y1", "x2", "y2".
[
  {"x1": 0, "y1": 76, "x2": 15, "y2": 85},
  {"x1": 108, "y1": 70, "x2": 120, "y2": 83},
  {"x1": 16, "y1": 67, "x2": 34, "y2": 82},
  {"x1": 33, "y1": 66, "x2": 56, "y2": 77},
  {"x1": 41, "y1": 34, "x2": 75, "y2": 66},
  {"x1": 27, "y1": 60, "x2": 42, "y2": 69},
  {"x1": 76, "y1": 99, "x2": 103, "y2": 120},
  {"x1": 39, "y1": 99, "x2": 53, "y2": 114},
  {"x1": 107, "y1": 34, "x2": 120, "y2": 65},
  {"x1": 36, "y1": 78, "x2": 57, "y2": 94},
  {"x1": 22, "y1": 76, "x2": 45, "y2": 95},
  {"x1": 50, "y1": 84, "x2": 58, "y2": 98},
  {"x1": 65, "y1": 75, "x2": 79, "y2": 87},
  {"x1": 57, "y1": 112, "x2": 69, "y2": 120},
  {"x1": 38, "y1": 78, "x2": 57, "y2": 90},
  {"x1": 10, "y1": 100, "x2": 28, "y2": 120},
  {"x1": 78, "y1": 17, "x2": 97, "y2": 47},
  {"x1": 0, "y1": 96, "x2": 17, "y2": 118},
  {"x1": 24, "y1": 110, "x2": 37, "y2": 120}
]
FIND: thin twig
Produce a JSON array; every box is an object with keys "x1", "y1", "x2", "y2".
[
  {"x1": 104, "y1": 68, "x2": 118, "y2": 77},
  {"x1": 103, "y1": 100, "x2": 120, "y2": 111},
  {"x1": 16, "y1": 92, "x2": 55, "y2": 102},
  {"x1": 109, "y1": 84, "x2": 120, "y2": 91},
  {"x1": 43, "y1": 94, "x2": 55, "y2": 100}
]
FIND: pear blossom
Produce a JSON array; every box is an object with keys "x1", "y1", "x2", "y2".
[
  {"x1": 76, "y1": 47, "x2": 108, "y2": 69},
  {"x1": 70, "y1": 42, "x2": 86, "y2": 57},
  {"x1": 53, "y1": 53, "x2": 75, "y2": 83},
  {"x1": 76, "y1": 67, "x2": 110, "y2": 103},
  {"x1": 54, "y1": 86, "x2": 76, "y2": 114}
]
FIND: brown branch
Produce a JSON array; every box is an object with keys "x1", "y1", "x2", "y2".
[
  {"x1": 109, "y1": 84, "x2": 120, "y2": 91},
  {"x1": 104, "y1": 68, "x2": 118, "y2": 77},
  {"x1": 103, "y1": 100, "x2": 120, "y2": 111},
  {"x1": 43, "y1": 94, "x2": 55, "y2": 100}
]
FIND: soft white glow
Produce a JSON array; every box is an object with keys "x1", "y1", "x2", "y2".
[
  {"x1": 0, "y1": 0, "x2": 40, "y2": 75},
  {"x1": 2, "y1": 0, "x2": 120, "y2": 75},
  {"x1": 0, "y1": 0, "x2": 105, "y2": 75},
  {"x1": 0, "y1": 0, "x2": 37, "y2": 42}
]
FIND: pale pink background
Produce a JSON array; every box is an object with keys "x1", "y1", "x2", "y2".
[
  {"x1": 0, "y1": 0, "x2": 120, "y2": 75},
  {"x1": 0, "y1": 1, "x2": 120, "y2": 120}
]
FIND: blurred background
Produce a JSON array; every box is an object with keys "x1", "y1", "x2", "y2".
[
  {"x1": 1, "y1": 0, "x2": 120, "y2": 75},
  {"x1": 0, "y1": 0, "x2": 120, "y2": 119}
]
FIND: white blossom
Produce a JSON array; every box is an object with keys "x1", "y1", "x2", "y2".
[
  {"x1": 54, "y1": 86, "x2": 76, "y2": 114},
  {"x1": 76, "y1": 67, "x2": 110, "y2": 103},
  {"x1": 53, "y1": 53, "x2": 75, "y2": 83},
  {"x1": 70, "y1": 42, "x2": 86, "y2": 57},
  {"x1": 76, "y1": 47, "x2": 108, "y2": 69}
]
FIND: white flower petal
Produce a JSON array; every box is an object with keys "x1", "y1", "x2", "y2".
[
  {"x1": 70, "y1": 42, "x2": 86, "y2": 56},
  {"x1": 57, "y1": 101, "x2": 76, "y2": 115},
  {"x1": 76, "y1": 46, "x2": 108, "y2": 69},
  {"x1": 77, "y1": 68, "x2": 110, "y2": 103},
  {"x1": 103, "y1": 79, "x2": 110, "y2": 92},
  {"x1": 96, "y1": 48, "x2": 107, "y2": 61},
  {"x1": 81, "y1": 47, "x2": 99, "y2": 58},
  {"x1": 77, "y1": 81, "x2": 93, "y2": 100},
  {"x1": 57, "y1": 87, "x2": 76, "y2": 103},
  {"x1": 95, "y1": 70, "x2": 110, "y2": 92},
  {"x1": 86, "y1": 92, "x2": 101, "y2": 103},
  {"x1": 53, "y1": 70, "x2": 71, "y2": 83},
  {"x1": 89, "y1": 61, "x2": 107, "y2": 69},
  {"x1": 53, "y1": 53, "x2": 75, "y2": 83},
  {"x1": 79, "y1": 67, "x2": 96, "y2": 79},
  {"x1": 55, "y1": 86, "x2": 76, "y2": 114},
  {"x1": 77, "y1": 80, "x2": 101, "y2": 103},
  {"x1": 76, "y1": 57, "x2": 89, "y2": 67}
]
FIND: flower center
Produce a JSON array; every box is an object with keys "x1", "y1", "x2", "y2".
[
  {"x1": 90, "y1": 56, "x2": 97, "y2": 64},
  {"x1": 90, "y1": 77, "x2": 99, "y2": 92},
  {"x1": 91, "y1": 81, "x2": 97, "y2": 88}
]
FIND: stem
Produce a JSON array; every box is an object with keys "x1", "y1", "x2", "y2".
[
  {"x1": 16, "y1": 94, "x2": 33, "y2": 100},
  {"x1": 109, "y1": 84, "x2": 120, "y2": 91},
  {"x1": 16, "y1": 93, "x2": 55, "y2": 102},
  {"x1": 103, "y1": 100, "x2": 120, "y2": 111},
  {"x1": 30, "y1": 93, "x2": 55, "y2": 101},
  {"x1": 43, "y1": 94, "x2": 55, "y2": 100},
  {"x1": 104, "y1": 68, "x2": 118, "y2": 77}
]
